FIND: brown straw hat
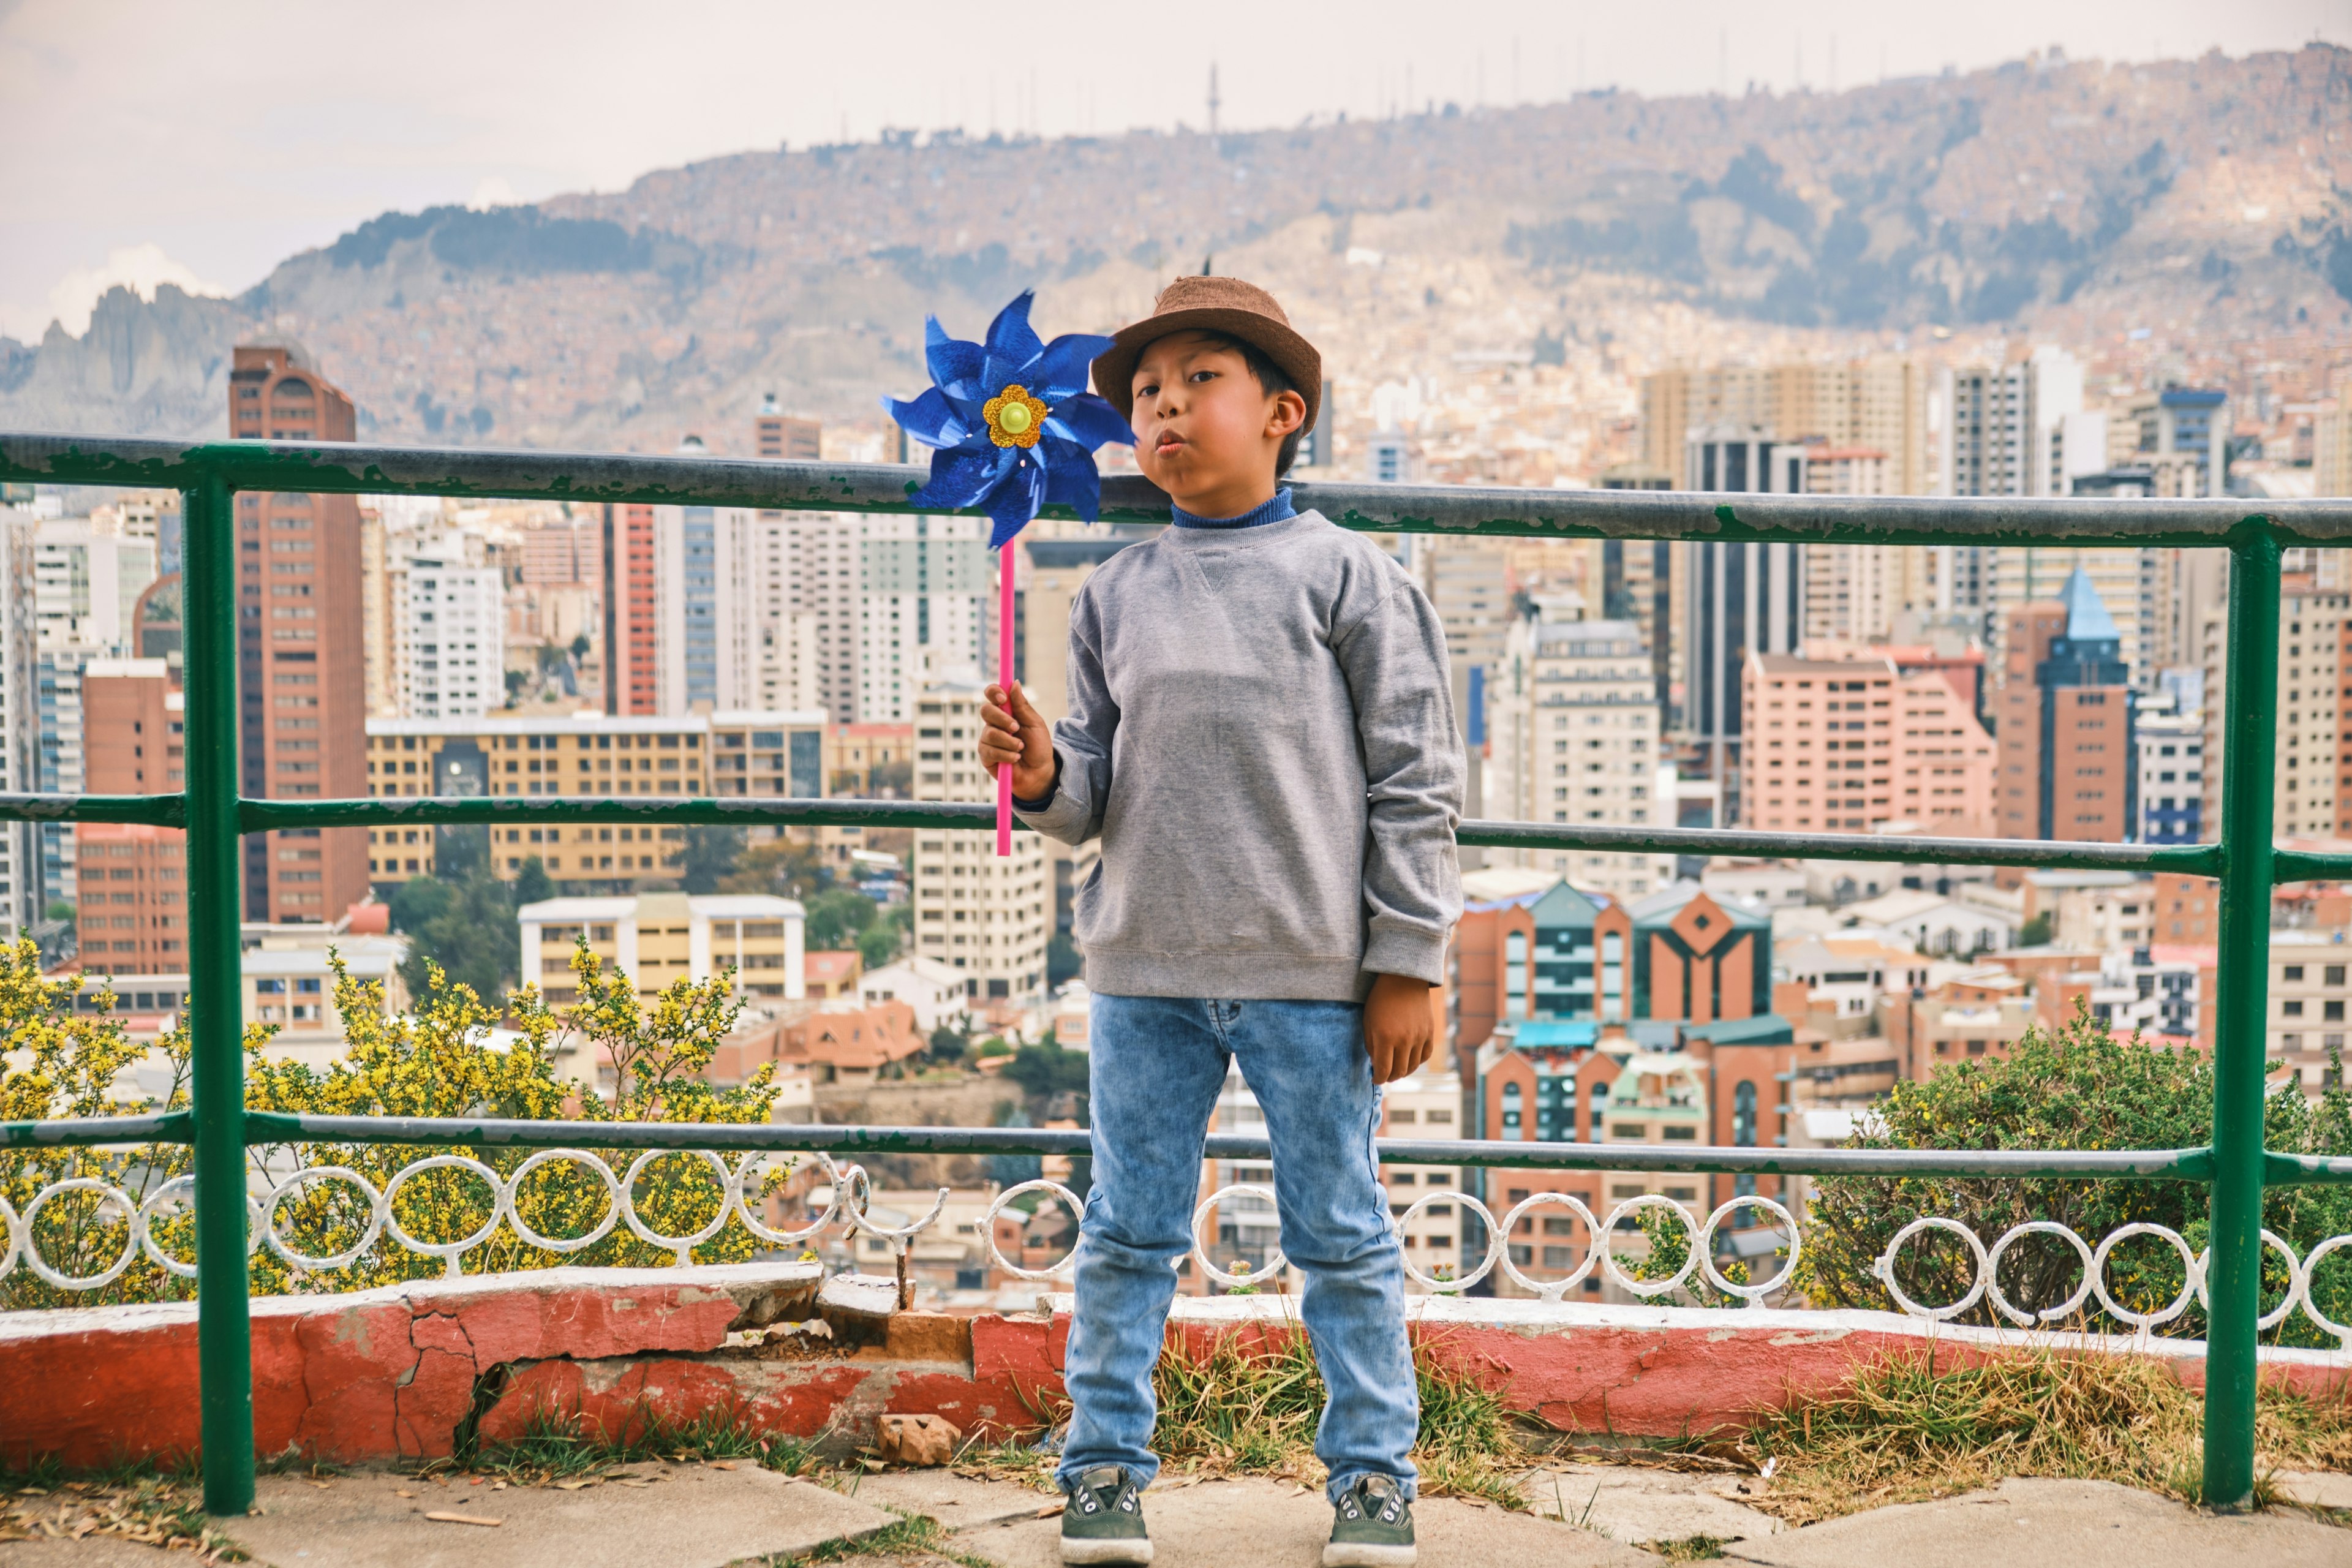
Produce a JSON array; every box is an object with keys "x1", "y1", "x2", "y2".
[{"x1": 1090, "y1": 275, "x2": 1322, "y2": 431}]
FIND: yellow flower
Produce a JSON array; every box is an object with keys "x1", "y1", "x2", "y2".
[{"x1": 982, "y1": 385, "x2": 1048, "y2": 449}]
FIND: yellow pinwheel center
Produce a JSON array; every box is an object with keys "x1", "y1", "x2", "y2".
[{"x1": 984, "y1": 385, "x2": 1048, "y2": 448}]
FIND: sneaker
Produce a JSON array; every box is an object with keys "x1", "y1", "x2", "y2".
[
  {"x1": 1323, "y1": 1475, "x2": 1415, "y2": 1567},
  {"x1": 1060, "y1": 1465, "x2": 1152, "y2": 1565}
]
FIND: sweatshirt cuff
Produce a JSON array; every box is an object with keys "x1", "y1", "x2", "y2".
[
  {"x1": 1011, "y1": 749, "x2": 1094, "y2": 842},
  {"x1": 1362, "y1": 925, "x2": 1449, "y2": 987}
]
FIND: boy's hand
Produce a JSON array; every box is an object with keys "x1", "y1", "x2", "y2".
[
  {"x1": 1364, "y1": 973, "x2": 1435, "y2": 1085},
  {"x1": 979, "y1": 682, "x2": 1058, "y2": 802}
]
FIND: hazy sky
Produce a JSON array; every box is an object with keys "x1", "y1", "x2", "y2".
[{"x1": 1, "y1": 0, "x2": 2343, "y2": 341}]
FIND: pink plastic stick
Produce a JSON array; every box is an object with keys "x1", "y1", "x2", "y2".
[{"x1": 996, "y1": 538, "x2": 1015, "y2": 857}]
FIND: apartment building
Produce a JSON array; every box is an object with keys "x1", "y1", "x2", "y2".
[
  {"x1": 519, "y1": 891, "x2": 806, "y2": 1005},
  {"x1": 1741, "y1": 651, "x2": 1996, "y2": 837},
  {"x1": 1996, "y1": 570, "x2": 2135, "y2": 843},
  {"x1": 390, "y1": 532, "x2": 504, "y2": 720},
  {"x1": 1485, "y1": 613, "x2": 1669, "y2": 900},
  {"x1": 363, "y1": 709, "x2": 825, "y2": 891},
  {"x1": 2202, "y1": 578, "x2": 2350, "y2": 841},
  {"x1": 2269, "y1": 932, "x2": 2352, "y2": 1091},
  {"x1": 228, "y1": 342, "x2": 369, "y2": 924},
  {"x1": 909, "y1": 671, "x2": 1050, "y2": 1002},
  {"x1": 1376, "y1": 1069, "x2": 1468, "y2": 1292}
]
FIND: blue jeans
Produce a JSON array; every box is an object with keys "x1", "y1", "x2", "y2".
[{"x1": 1055, "y1": 993, "x2": 1419, "y2": 1504}]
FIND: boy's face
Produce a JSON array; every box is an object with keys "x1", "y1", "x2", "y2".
[{"x1": 1128, "y1": 331, "x2": 1305, "y2": 513}]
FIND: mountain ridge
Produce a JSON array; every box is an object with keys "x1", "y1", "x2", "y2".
[{"x1": 6, "y1": 45, "x2": 2350, "y2": 453}]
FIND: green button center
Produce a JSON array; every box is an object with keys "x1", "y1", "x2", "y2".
[{"x1": 998, "y1": 400, "x2": 1033, "y2": 434}]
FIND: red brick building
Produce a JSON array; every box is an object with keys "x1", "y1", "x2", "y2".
[{"x1": 229, "y1": 343, "x2": 369, "y2": 922}]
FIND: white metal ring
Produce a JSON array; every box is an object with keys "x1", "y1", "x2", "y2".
[
  {"x1": 2090, "y1": 1223, "x2": 2199, "y2": 1332},
  {"x1": 20, "y1": 1178, "x2": 140, "y2": 1291},
  {"x1": 380, "y1": 1155, "x2": 506, "y2": 1275},
  {"x1": 620, "y1": 1148, "x2": 734, "y2": 1264},
  {"x1": 1191, "y1": 1183, "x2": 1286, "y2": 1290},
  {"x1": 2296, "y1": 1232, "x2": 2352, "y2": 1348},
  {"x1": 134, "y1": 1175, "x2": 265, "y2": 1279},
  {"x1": 505, "y1": 1149, "x2": 623, "y2": 1254},
  {"x1": 839, "y1": 1163, "x2": 949, "y2": 1246},
  {"x1": 263, "y1": 1166, "x2": 387, "y2": 1272},
  {"x1": 1596, "y1": 1195, "x2": 1700, "y2": 1299},
  {"x1": 1490, "y1": 1192, "x2": 1599, "y2": 1299},
  {"x1": 1394, "y1": 1189, "x2": 1502, "y2": 1294},
  {"x1": 980, "y1": 1178, "x2": 1084, "y2": 1281},
  {"x1": 1695, "y1": 1194, "x2": 1802, "y2": 1305},
  {"x1": 733, "y1": 1149, "x2": 842, "y2": 1247},
  {"x1": 2192, "y1": 1229, "x2": 2305, "y2": 1334},
  {"x1": 1983, "y1": 1220, "x2": 2098, "y2": 1327},
  {"x1": 0, "y1": 1194, "x2": 21, "y2": 1282},
  {"x1": 1874, "y1": 1216, "x2": 1992, "y2": 1321}
]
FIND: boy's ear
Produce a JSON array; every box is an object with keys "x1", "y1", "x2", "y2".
[{"x1": 1267, "y1": 387, "x2": 1307, "y2": 439}]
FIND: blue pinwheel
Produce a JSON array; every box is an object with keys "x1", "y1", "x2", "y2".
[{"x1": 881, "y1": 291, "x2": 1133, "y2": 548}]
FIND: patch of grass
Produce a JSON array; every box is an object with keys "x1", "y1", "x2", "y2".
[
  {"x1": 464, "y1": 1399, "x2": 807, "y2": 1485},
  {"x1": 769, "y1": 1510, "x2": 997, "y2": 1567},
  {"x1": 1741, "y1": 1346, "x2": 2352, "y2": 1526},
  {"x1": 1147, "y1": 1322, "x2": 1531, "y2": 1505},
  {"x1": 1654, "y1": 1537, "x2": 1727, "y2": 1561}
]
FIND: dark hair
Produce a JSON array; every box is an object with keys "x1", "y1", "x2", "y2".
[{"x1": 1191, "y1": 331, "x2": 1306, "y2": 477}]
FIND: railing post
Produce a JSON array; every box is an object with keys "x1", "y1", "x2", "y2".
[
  {"x1": 2204, "y1": 529, "x2": 2280, "y2": 1509},
  {"x1": 184, "y1": 472, "x2": 255, "y2": 1515}
]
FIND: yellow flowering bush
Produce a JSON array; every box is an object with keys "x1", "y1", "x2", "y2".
[{"x1": 2, "y1": 937, "x2": 794, "y2": 1310}]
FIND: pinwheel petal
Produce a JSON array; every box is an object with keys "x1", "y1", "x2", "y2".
[
  {"x1": 1045, "y1": 391, "x2": 1134, "y2": 450},
  {"x1": 981, "y1": 290, "x2": 1047, "y2": 392},
  {"x1": 924, "y1": 315, "x2": 986, "y2": 398},
  {"x1": 1039, "y1": 436, "x2": 1104, "y2": 523},
  {"x1": 986, "y1": 456, "x2": 1047, "y2": 548},
  {"x1": 882, "y1": 386, "x2": 968, "y2": 450},
  {"x1": 910, "y1": 444, "x2": 1014, "y2": 511},
  {"x1": 1032, "y1": 331, "x2": 1117, "y2": 404}
]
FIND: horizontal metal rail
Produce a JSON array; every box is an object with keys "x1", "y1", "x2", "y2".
[
  {"x1": 1, "y1": 1112, "x2": 190, "y2": 1150},
  {"x1": 0, "y1": 431, "x2": 2334, "y2": 547},
  {"x1": 0, "y1": 791, "x2": 2232, "y2": 875},
  {"x1": 234, "y1": 1114, "x2": 2219, "y2": 1180}
]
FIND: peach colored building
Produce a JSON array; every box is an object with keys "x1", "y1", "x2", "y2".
[{"x1": 1740, "y1": 651, "x2": 1995, "y2": 835}]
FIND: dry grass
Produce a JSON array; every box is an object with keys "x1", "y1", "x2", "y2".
[
  {"x1": 1736, "y1": 1346, "x2": 2352, "y2": 1526},
  {"x1": 950, "y1": 1323, "x2": 1532, "y2": 1504}
]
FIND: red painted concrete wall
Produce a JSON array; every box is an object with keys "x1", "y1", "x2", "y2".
[{"x1": 5, "y1": 1269, "x2": 2347, "y2": 1468}]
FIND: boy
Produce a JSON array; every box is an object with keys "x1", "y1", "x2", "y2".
[{"x1": 979, "y1": 275, "x2": 1464, "y2": 1567}]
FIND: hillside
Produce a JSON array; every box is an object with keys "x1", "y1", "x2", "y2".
[{"x1": 5, "y1": 45, "x2": 2350, "y2": 456}]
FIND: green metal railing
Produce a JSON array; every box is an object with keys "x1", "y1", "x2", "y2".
[{"x1": 2, "y1": 430, "x2": 2345, "y2": 1515}]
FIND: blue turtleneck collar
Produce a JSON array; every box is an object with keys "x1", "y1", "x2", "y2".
[{"x1": 1170, "y1": 486, "x2": 1297, "y2": 530}]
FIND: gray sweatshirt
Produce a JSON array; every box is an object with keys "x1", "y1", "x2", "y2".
[{"x1": 1014, "y1": 509, "x2": 1465, "y2": 1000}]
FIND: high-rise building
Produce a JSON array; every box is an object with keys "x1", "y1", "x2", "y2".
[
  {"x1": 1986, "y1": 546, "x2": 2146, "y2": 680},
  {"x1": 75, "y1": 658, "x2": 184, "y2": 972},
  {"x1": 229, "y1": 342, "x2": 371, "y2": 924},
  {"x1": 1740, "y1": 652, "x2": 1995, "y2": 837},
  {"x1": 1936, "y1": 349, "x2": 2089, "y2": 499},
  {"x1": 783, "y1": 513, "x2": 990, "y2": 725},
  {"x1": 908, "y1": 667, "x2": 1050, "y2": 1002},
  {"x1": 1679, "y1": 426, "x2": 1804, "y2": 820},
  {"x1": 1485, "y1": 613, "x2": 1669, "y2": 900},
  {"x1": 1994, "y1": 570, "x2": 2135, "y2": 844},
  {"x1": 391, "y1": 532, "x2": 504, "y2": 720},
  {"x1": 602, "y1": 502, "x2": 659, "y2": 715},
  {"x1": 2136, "y1": 697, "x2": 2205, "y2": 845},
  {"x1": 1417, "y1": 539, "x2": 1515, "y2": 677},
  {"x1": 31, "y1": 520, "x2": 156, "y2": 650},
  {"x1": 1643, "y1": 358, "x2": 1928, "y2": 496},
  {"x1": 0, "y1": 511, "x2": 37, "y2": 943},
  {"x1": 754, "y1": 396, "x2": 823, "y2": 462},
  {"x1": 2199, "y1": 575, "x2": 2350, "y2": 842}
]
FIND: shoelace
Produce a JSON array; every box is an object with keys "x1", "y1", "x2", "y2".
[{"x1": 1076, "y1": 1474, "x2": 1136, "y2": 1516}]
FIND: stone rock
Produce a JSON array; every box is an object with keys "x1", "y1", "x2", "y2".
[{"x1": 877, "y1": 1412, "x2": 962, "y2": 1467}]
